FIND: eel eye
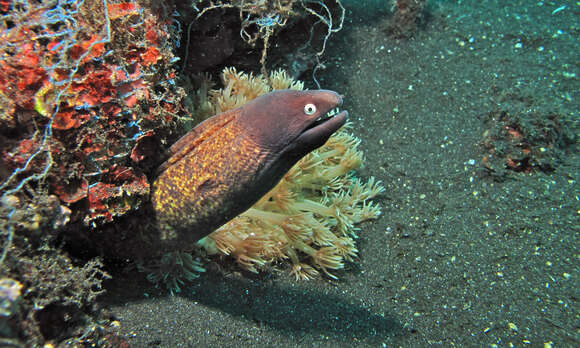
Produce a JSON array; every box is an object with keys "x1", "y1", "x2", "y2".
[{"x1": 304, "y1": 103, "x2": 317, "y2": 115}]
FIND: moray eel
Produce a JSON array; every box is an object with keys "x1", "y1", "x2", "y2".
[{"x1": 151, "y1": 89, "x2": 347, "y2": 247}]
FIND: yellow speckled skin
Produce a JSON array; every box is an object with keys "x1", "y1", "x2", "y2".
[
  {"x1": 151, "y1": 89, "x2": 347, "y2": 247},
  {"x1": 152, "y1": 113, "x2": 266, "y2": 243}
]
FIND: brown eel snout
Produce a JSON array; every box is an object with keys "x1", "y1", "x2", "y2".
[{"x1": 151, "y1": 89, "x2": 348, "y2": 248}]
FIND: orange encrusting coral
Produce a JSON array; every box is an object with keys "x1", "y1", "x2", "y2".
[
  {"x1": 1, "y1": 0, "x2": 184, "y2": 226},
  {"x1": 107, "y1": 2, "x2": 140, "y2": 19}
]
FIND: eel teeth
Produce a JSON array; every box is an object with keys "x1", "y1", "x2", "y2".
[{"x1": 317, "y1": 107, "x2": 340, "y2": 121}]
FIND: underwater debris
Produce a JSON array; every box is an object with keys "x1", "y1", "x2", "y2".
[{"x1": 191, "y1": 68, "x2": 384, "y2": 280}]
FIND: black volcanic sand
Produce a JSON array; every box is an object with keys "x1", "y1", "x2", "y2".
[{"x1": 103, "y1": 1, "x2": 579, "y2": 346}]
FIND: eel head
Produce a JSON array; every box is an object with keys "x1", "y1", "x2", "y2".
[{"x1": 240, "y1": 89, "x2": 348, "y2": 163}]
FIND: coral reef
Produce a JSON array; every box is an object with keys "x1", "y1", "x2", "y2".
[
  {"x1": 193, "y1": 68, "x2": 384, "y2": 280},
  {"x1": 0, "y1": 0, "x2": 184, "y2": 229},
  {"x1": 0, "y1": 0, "x2": 183, "y2": 345},
  {"x1": 0, "y1": 243, "x2": 111, "y2": 345},
  {"x1": 0, "y1": 278, "x2": 23, "y2": 338}
]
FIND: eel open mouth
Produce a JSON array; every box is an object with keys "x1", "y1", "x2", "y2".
[
  {"x1": 298, "y1": 107, "x2": 348, "y2": 148},
  {"x1": 307, "y1": 107, "x2": 343, "y2": 130}
]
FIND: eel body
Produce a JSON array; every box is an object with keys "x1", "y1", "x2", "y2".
[{"x1": 151, "y1": 89, "x2": 347, "y2": 247}]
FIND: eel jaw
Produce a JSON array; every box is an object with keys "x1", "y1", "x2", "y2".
[{"x1": 296, "y1": 108, "x2": 348, "y2": 149}]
